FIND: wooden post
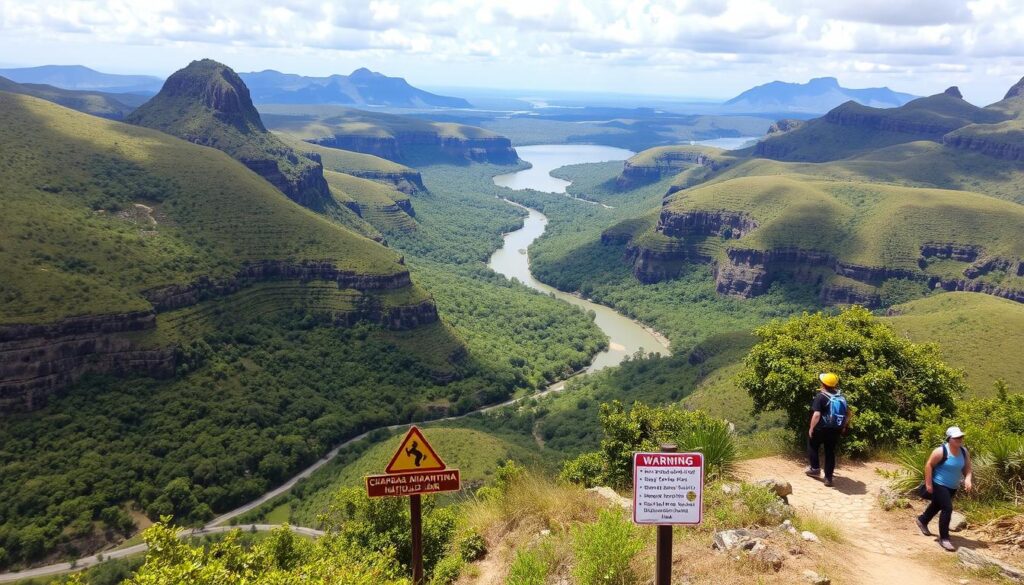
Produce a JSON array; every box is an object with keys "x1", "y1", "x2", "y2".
[
  {"x1": 410, "y1": 494, "x2": 424, "y2": 585},
  {"x1": 656, "y1": 443, "x2": 677, "y2": 585}
]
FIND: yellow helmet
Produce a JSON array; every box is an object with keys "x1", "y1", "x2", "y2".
[{"x1": 818, "y1": 372, "x2": 840, "y2": 388}]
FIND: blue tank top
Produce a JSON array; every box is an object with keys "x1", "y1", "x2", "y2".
[{"x1": 934, "y1": 445, "x2": 965, "y2": 489}]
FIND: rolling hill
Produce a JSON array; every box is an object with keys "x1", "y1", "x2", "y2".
[
  {"x1": 126, "y1": 59, "x2": 334, "y2": 210},
  {"x1": 0, "y1": 89, "x2": 436, "y2": 413},
  {"x1": 240, "y1": 67, "x2": 471, "y2": 108},
  {"x1": 260, "y1": 104, "x2": 520, "y2": 164},
  {"x1": 723, "y1": 76, "x2": 917, "y2": 114},
  {"x1": 275, "y1": 132, "x2": 426, "y2": 193},
  {"x1": 0, "y1": 76, "x2": 145, "y2": 119}
]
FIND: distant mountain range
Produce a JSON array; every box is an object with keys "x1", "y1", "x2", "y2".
[
  {"x1": 723, "y1": 77, "x2": 917, "y2": 114},
  {"x1": 0, "y1": 65, "x2": 163, "y2": 94},
  {"x1": 238, "y1": 68, "x2": 472, "y2": 108},
  {"x1": 0, "y1": 75, "x2": 147, "y2": 119}
]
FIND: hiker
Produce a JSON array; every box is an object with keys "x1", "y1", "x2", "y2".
[
  {"x1": 916, "y1": 426, "x2": 973, "y2": 551},
  {"x1": 805, "y1": 372, "x2": 849, "y2": 487}
]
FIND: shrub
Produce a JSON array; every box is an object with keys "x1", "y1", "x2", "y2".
[
  {"x1": 559, "y1": 451, "x2": 606, "y2": 488},
  {"x1": 507, "y1": 547, "x2": 550, "y2": 585},
  {"x1": 429, "y1": 553, "x2": 464, "y2": 585},
  {"x1": 739, "y1": 306, "x2": 965, "y2": 454},
  {"x1": 571, "y1": 509, "x2": 645, "y2": 585}
]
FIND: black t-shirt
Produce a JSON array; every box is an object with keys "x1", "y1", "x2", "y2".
[{"x1": 811, "y1": 391, "x2": 835, "y2": 429}]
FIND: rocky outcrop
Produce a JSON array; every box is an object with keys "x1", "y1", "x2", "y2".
[
  {"x1": 823, "y1": 101, "x2": 964, "y2": 136},
  {"x1": 942, "y1": 131, "x2": 1024, "y2": 161},
  {"x1": 617, "y1": 149, "x2": 724, "y2": 189},
  {"x1": 930, "y1": 277, "x2": 1024, "y2": 303},
  {"x1": 394, "y1": 199, "x2": 415, "y2": 217},
  {"x1": 2, "y1": 261, "x2": 438, "y2": 414},
  {"x1": 345, "y1": 170, "x2": 426, "y2": 194},
  {"x1": 1006, "y1": 77, "x2": 1024, "y2": 100},
  {"x1": 943, "y1": 86, "x2": 963, "y2": 99},
  {"x1": 819, "y1": 282, "x2": 882, "y2": 307},
  {"x1": 143, "y1": 261, "x2": 414, "y2": 312},
  {"x1": 766, "y1": 118, "x2": 805, "y2": 136},
  {"x1": 238, "y1": 156, "x2": 331, "y2": 210},
  {"x1": 658, "y1": 210, "x2": 758, "y2": 240},
  {"x1": 919, "y1": 243, "x2": 981, "y2": 263},
  {"x1": 0, "y1": 311, "x2": 176, "y2": 413},
  {"x1": 626, "y1": 244, "x2": 690, "y2": 283},
  {"x1": 311, "y1": 132, "x2": 518, "y2": 164}
]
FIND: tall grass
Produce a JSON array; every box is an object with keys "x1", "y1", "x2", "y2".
[{"x1": 571, "y1": 509, "x2": 645, "y2": 585}]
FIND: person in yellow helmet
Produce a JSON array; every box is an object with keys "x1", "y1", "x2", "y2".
[{"x1": 805, "y1": 372, "x2": 849, "y2": 487}]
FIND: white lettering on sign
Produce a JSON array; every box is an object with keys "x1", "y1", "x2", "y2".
[{"x1": 632, "y1": 451, "x2": 704, "y2": 525}]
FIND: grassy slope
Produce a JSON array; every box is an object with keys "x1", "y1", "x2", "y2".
[
  {"x1": 0, "y1": 91, "x2": 405, "y2": 324},
  {"x1": 661, "y1": 175, "x2": 1024, "y2": 270},
  {"x1": 290, "y1": 427, "x2": 542, "y2": 525},
  {"x1": 260, "y1": 104, "x2": 502, "y2": 141},
  {"x1": 323, "y1": 170, "x2": 416, "y2": 232},
  {"x1": 0, "y1": 75, "x2": 138, "y2": 119},
  {"x1": 275, "y1": 132, "x2": 413, "y2": 174},
  {"x1": 885, "y1": 292, "x2": 1024, "y2": 396}
]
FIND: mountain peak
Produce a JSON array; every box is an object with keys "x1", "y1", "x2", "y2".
[
  {"x1": 808, "y1": 77, "x2": 840, "y2": 88},
  {"x1": 350, "y1": 67, "x2": 379, "y2": 79},
  {"x1": 943, "y1": 86, "x2": 964, "y2": 99},
  {"x1": 147, "y1": 59, "x2": 265, "y2": 132},
  {"x1": 1005, "y1": 76, "x2": 1024, "y2": 100}
]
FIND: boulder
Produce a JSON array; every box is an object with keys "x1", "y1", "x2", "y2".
[
  {"x1": 878, "y1": 485, "x2": 911, "y2": 510},
  {"x1": 712, "y1": 528, "x2": 769, "y2": 552},
  {"x1": 586, "y1": 486, "x2": 631, "y2": 510},
  {"x1": 803, "y1": 569, "x2": 831, "y2": 585},
  {"x1": 958, "y1": 547, "x2": 1024, "y2": 582},
  {"x1": 721, "y1": 483, "x2": 740, "y2": 495},
  {"x1": 749, "y1": 541, "x2": 785, "y2": 571},
  {"x1": 801, "y1": 531, "x2": 820, "y2": 543},
  {"x1": 755, "y1": 478, "x2": 793, "y2": 499}
]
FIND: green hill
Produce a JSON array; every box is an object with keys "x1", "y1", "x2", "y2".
[
  {"x1": 885, "y1": 292, "x2": 1024, "y2": 395},
  {"x1": 126, "y1": 59, "x2": 333, "y2": 210},
  {"x1": 260, "y1": 104, "x2": 520, "y2": 164},
  {"x1": 0, "y1": 75, "x2": 143, "y2": 119},
  {"x1": 754, "y1": 89, "x2": 1009, "y2": 162},
  {"x1": 0, "y1": 91, "x2": 412, "y2": 326},
  {"x1": 276, "y1": 132, "x2": 426, "y2": 193},
  {"x1": 324, "y1": 170, "x2": 417, "y2": 233}
]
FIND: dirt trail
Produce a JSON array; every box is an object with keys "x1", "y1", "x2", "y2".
[{"x1": 738, "y1": 455, "x2": 981, "y2": 585}]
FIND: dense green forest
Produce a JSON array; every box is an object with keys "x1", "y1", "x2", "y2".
[{"x1": 0, "y1": 160, "x2": 607, "y2": 568}]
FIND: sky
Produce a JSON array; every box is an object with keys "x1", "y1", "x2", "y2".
[{"x1": 1, "y1": 0, "x2": 1023, "y2": 104}]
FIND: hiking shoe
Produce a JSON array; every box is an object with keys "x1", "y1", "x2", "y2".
[
  {"x1": 915, "y1": 517, "x2": 932, "y2": 537},
  {"x1": 940, "y1": 539, "x2": 956, "y2": 552},
  {"x1": 805, "y1": 467, "x2": 821, "y2": 477},
  {"x1": 824, "y1": 477, "x2": 834, "y2": 487}
]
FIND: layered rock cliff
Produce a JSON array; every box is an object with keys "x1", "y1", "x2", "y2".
[
  {"x1": 310, "y1": 132, "x2": 518, "y2": 164},
  {"x1": 617, "y1": 148, "x2": 727, "y2": 189},
  {"x1": 1, "y1": 262, "x2": 437, "y2": 414},
  {"x1": 941, "y1": 129, "x2": 1024, "y2": 161}
]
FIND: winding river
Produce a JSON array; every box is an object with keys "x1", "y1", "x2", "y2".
[{"x1": 488, "y1": 144, "x2": 671, "y2": 372}]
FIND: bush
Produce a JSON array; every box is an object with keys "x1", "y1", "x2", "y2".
[
  {"x1": 571, "y1": 509, "x2": 644, "y2": 585},
  {"x1": 739, "y1": 306, "x2": 965, "y2": 454},
  {"x1": 428, "y1": 553, "x2": 464, "y2": 585},
  {"x1": 507, "y1": 547, "x2": 550, "y2": 585},
  {"x1": 561, "y1": 401, "x2": 736, "y2": 488}
]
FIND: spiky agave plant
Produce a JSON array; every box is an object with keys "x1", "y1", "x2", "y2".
[
  {"x1": 891, "y1": 445, "x2": 931, "y2": 494},
  {"x1": 680, "y1": 423, "x2": 737, "y2": 481}
]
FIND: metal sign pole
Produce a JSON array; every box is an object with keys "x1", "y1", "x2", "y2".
[
  {"x1": 656, "y1": 443, "x2": 677, "y2": 585},
  {"x1": 410, "y1": 494, "x2": 424, "y2": 585}
]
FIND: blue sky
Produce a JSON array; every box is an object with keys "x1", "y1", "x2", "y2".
[{"x1": 2, "y1": 0, "x2": 1023, "y2": 104}]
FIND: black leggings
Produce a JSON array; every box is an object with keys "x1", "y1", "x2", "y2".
[
  {"x1": 807, "y1": 428, "x2": 840, "y2": 480},
  {"x1": 919, "y1": 484, "x2": 958, "y2": 539}
]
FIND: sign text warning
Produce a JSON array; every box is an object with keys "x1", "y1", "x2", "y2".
[{"x1": 632, "y1": 452, "x2": 704, "y2": 525}]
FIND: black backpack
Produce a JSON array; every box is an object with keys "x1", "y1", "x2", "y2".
[{"x1": 916, "y1": 443, "x2": 969, "y2": 499}]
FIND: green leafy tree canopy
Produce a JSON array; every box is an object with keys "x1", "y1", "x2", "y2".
[{"x1": 738, "y1": 306, "x2": 965, "y2": 454}]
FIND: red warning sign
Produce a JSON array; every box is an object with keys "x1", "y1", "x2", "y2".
[
  {"x1": 385, "y1": 426, "x2": 447, "y2": 474},
  {"x1": 366, "y1": 469, "x2": 461, "y2": 498}
]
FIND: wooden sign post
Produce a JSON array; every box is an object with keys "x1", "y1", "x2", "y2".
[
  {"x1": 633, "y1": 444, "x2": 704, "y2": 585},
  {"x1": 366, "y1": 426, "x2": 461, "y2": 585}
]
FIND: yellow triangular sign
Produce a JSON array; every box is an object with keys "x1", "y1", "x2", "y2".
[{"x1": 385, "y1": 426, "x2": 447, "y2": 474}]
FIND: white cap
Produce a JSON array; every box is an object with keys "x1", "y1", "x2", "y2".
[{"x1": 945, "y1": 426, "x2": 965, "y2": 439}]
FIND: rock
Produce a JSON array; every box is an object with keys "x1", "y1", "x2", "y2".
[
  {"x1": 721, "y1": 483, "x2": 740, "y2": 495},
  {"x1": 801, "y1": 531, "x2": 820, "y2": 543},
  {"x1": 944, "y1": 86, "x2": 964, "y2": 99},
  {"x1": 749, "y1": 543, "x2": 785, "y2": 571},
  {"x1": 712, "y1": 528, "x2": 769, "y2": 552},
  {"x1": 803, "y1": 569, "x2": 831, "y2": 585},
  {"x1": 958, "y1": 547, "x2": 1024, "y2": 582},
  {"x1": 1006, "y1": 76, "x2": 1024, "y2": 100},
  {"x1": 755, "y1": 478, "x2": 793, "y2": 499},
  {"x1": 586, "y1": 486, "x2": 631, "y2": 510},
  {"x1": 878, "y1": 486, "x2": 911, "y2": 510},
  {"x1": 539, "y1": 529, "x2": 551, "y2": 537},
  {"x1": 950, "y1": 511, "x2": 968, "y2": 532}
]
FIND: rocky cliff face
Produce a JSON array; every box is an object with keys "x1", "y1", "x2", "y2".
[
  {"x1": 617, "y1": 150, "x2": 724, "y2": 189},
  {"x1": 345, "y1": 169, "x2": 426, "y2": 194},
  {"x1": 311, "y1": 132, "x2": 518, "y2": 164},
  {"x1": 657, "y1": 210, "x2": 758, "y2": 240},
  {"x1": 1005, "y1": 77, "x2": 1024, "y2": 100},
  {"x1": 0, "y1": 312, "x2": 176, "y2": 412},
  {"x1": 941, "y1": 132, "x2": 1024, "y2": 161},
  {"x1": 2, "y1": 262, "x2": 437, "y2": 414},
  {"x1": 766, "y1": 118, "x2": 805, "y2": 136},
  {"x1": 823, "y1": 100, "x2": 964, "y2": 136}
]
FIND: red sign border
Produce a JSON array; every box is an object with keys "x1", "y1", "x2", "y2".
[
  {"x1": 385, "y1": 426, "x2": 447, "y2": 474},
  {"x1": 631, "y1": 451, "x2": 705, "y2": 526},
  {"x1": 365, "y1": 468, "x2": 461, "y2": 498}
]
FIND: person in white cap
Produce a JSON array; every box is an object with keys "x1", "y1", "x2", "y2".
[{"x1": 916, "y1": 426, "x2": 973, "y2": 551}]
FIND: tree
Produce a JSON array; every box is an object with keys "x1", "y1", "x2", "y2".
[{"x1": 738, "y1": 306, "x2": 965, "y2": 454}]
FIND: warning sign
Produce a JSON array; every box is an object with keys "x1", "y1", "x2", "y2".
[
  {"x1": 385, "y1": 426, "x2": 447, "y2": 474},
  {"x1": 632, "y1": 452, "x2": 704, "y2": 525},
  {"x1": 366, "y1": 469, "x2": 461, "y2": 498}
]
